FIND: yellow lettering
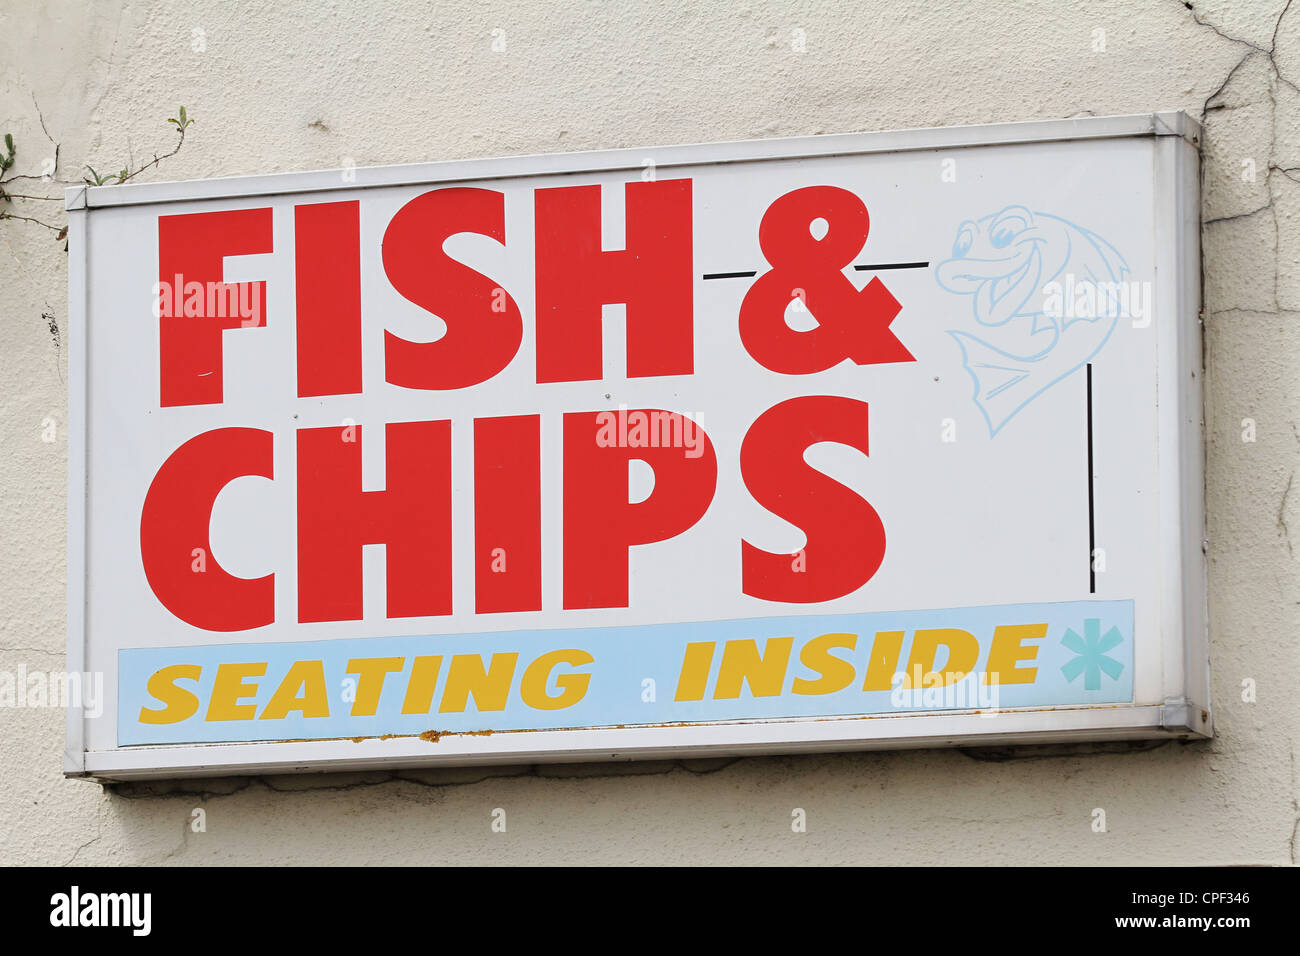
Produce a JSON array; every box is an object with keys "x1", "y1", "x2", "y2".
[
  {"x1": 863, "y1": 630, "x2": 904, "y2": 691},
  {"x1": 985, "y1": 623, "x2": 1045, "y2": 684},
  {"x1": 674, "y1": 642, "x2": 715, "y2": 701},
  {"x1": 904, "y1": 629, "x2": 979, "y2": 687},
  {"x1": 138, "y1": 664, "x2": 201, "y2": 724},
  {"x1": 206, "y1": 662, "x2": 266, "y2": 721},
  {"x1": 792, "y1": 633, "x2": 857, "y2": 696},
  {"x1": 714, "y1": 637, "x2": 794, "y2": 699},
  {"x1": 439, "y1": 653, "x2": 518, "y2": 713},
  {"x1": 345, "y1": 657, "x2": 405, "y2": 717},
  {"x1": 520, "y1": 649, "x2": 593, "y2": 710},
  {"x1": 260, "y1": 660, "x2": 329, "y2": 720},
  {"x1": 401, "y1": 656, "x2": 443, "y2": 715}
]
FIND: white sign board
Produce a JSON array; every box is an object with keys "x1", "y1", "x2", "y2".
[{"x1": 67, "y1": 112, "x2": 1208, "y2": 780}]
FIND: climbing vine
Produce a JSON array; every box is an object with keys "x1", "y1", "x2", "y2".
[{"x1": 0, "y1": 105, "x2": 195, "y2": 245}]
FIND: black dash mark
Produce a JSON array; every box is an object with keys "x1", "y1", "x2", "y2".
[
  {"x1": 702, "y1": 262, "x2": 929, "y2": 280},
  {"x1": 853, "y1": 261, "x2": 930, "y2": 271},
  {"x1": 1087, "y1": 363, "x2": 1096, "y2": 594}
]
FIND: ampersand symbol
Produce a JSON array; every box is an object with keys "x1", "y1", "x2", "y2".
[{"x1": 739, "y1": 186, "x2": 914, "y2": 374}]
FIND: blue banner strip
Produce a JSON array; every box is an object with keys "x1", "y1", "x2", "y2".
[{"x1": 118, "y1": 599, "x2": 1134, "y2": 745}]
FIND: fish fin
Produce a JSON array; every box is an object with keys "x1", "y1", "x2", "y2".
[
  {"x1": 948, "y1": 331, "x2": 1038, "y2": 436},
  {"x1": 1077, "y1": 228, "x2": 1129, "y2": 283}
]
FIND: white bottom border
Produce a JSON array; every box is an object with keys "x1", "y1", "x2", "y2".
[{"x1": 73, "y1": 704, "x2": 1211, "y2": 781}]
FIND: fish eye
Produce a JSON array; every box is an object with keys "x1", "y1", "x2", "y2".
[
  {"x1": 990, "y1": 213, "x2": 1029, "y2": 249},
  {"x1": 953, "y1": 225, "x2": 974, "y2": 258}
]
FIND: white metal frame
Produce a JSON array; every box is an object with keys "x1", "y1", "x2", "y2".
[{"x1": 65, "y1": 111, "x2": 1209, "y2": 781}]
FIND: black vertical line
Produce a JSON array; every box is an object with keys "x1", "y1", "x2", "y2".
[{"x1": 1087, "y1": 363, "x2": 1096, "y2": 594}]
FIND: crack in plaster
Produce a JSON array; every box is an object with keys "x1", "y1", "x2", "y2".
[
  {"x1": 1187, "y1": 0, "x2": 1300, "y2": 864},
  {"x1": 1280, "y1": 471, "x2": 1295, "y2": 556},
  {"x1": 107, "y1": 757, "x2": 745, "y2": 802}
]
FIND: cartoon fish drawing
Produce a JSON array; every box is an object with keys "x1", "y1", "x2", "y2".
[{"x1": 935, "y1": 205, "x2": 1129, "y2": 435}]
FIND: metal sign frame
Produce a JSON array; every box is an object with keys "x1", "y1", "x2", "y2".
[{"x1": 66, "y1": 111, "x2": 1208, "y2": 780}]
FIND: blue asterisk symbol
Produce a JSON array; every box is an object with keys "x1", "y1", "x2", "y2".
[{"x1": 1060, "y1": 618, "x2": 1125, "y2": 690}]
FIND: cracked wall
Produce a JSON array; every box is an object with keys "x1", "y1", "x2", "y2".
[{"x1": 1, "y1": 0, "x2": 1297, "y2": 865}]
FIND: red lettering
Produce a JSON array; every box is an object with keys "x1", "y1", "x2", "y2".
[
  {"x1": 563, "y1": 410, "x2": 716, "y2": 609},
  {"x1": 158, "y1": 208, "x2": 273, "y2": 407},
  {"x1": 741, "y1": 396, "x2": 885, "y2": 602},
  {"x1": 739, "y1": 187, "x2": 912, "y2": 374},
  {"x1": 534, "y1": 179, "x2": 694, "y2": 383},
  {"x1": 297, "y1": 421, "x2": 452, "y2": 622},
  {"x1": 140, "y1": 427, "x2": 275, "y2": 631},
  {"x1": 296, "y1": 201, "x2": 362, "y2": 397},
  {"x1": 382, "y1": 188, "x2": 523, "y2": 390},
  {"x1": 474, "y1": 415, "x2": 542, "y2": 613}
]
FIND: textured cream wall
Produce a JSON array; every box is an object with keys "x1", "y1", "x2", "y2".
[{"x1": 1, "y1": 0, "x2": 1296, "y2": 865}]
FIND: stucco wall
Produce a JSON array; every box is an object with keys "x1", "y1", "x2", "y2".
[{"x1": 1, "y1": 0, "x2": 1296, "y2": 865}]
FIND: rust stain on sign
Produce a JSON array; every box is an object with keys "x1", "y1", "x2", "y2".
[
  {"x1": 272, "y1": 702, "x2": 1141, "y2": 748},
  {"x1": 419, "y1": 728, "x2": 496, "y2": 744}
]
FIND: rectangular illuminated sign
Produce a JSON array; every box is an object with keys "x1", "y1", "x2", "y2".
[{"x1": 67, "y1": 111, "x2": 1209, "y2": 780}]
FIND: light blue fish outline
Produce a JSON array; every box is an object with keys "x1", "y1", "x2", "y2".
[{"x1": 935, "y1": 206, "x2": 1129, "y2": 436}]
